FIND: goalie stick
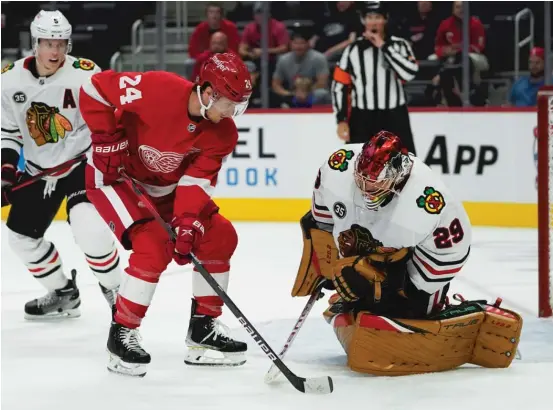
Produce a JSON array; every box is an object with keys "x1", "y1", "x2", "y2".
[
  {"x1": 120, "y1": 171, "x2": 334, "y2": 395},
  {"x1": 264, "y1": 281, "x2": 326, "y2": 384}
]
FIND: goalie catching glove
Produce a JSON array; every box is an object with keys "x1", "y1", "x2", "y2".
[{"x1": 332, "y1": 248, "x2": 410, "y2": 303}]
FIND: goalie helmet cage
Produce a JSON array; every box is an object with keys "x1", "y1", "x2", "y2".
[{"x1": 537, "y1": 87, "x2": 553, "y2": 318}]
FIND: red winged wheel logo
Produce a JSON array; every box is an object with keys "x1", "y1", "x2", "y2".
[{"x1": 138, "y1": 145, "x2": 185, "y2": 173}]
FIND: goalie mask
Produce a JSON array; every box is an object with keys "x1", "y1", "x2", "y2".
[
  {"x1": 354, "y1": 131, "x2": 413, "y2": 210},
  {"x1": 197, "y1": 52, "x2": 252, "y2": 119}
]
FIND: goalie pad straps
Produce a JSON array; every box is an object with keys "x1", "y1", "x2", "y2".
[{"x1": 291, "y1": 216, "x2": 338, "y2": 297}]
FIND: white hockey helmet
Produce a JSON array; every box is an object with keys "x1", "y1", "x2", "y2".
[{"x1": 30, "y1": 10, "x2": 72, "y2": 53}]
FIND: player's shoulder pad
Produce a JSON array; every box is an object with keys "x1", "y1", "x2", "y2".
[
  {"x1": 1, "y1": 61, "x2": 15, "y2": 75},
  {"x1": 1, "y1": 58, "x2": 29, "y2": 91},
  {"x1": 324, "y1": 143, "x2": 363, "y2": 174},
  {"x1": 69, "y1": 56, "x2": 98, "y2": 72},
  {"x1": 401, "y1": 156, "x2": 449, "y2": 218},
  {"x1": 1, "y1": 56, "x2": 28, "y2": 78}
]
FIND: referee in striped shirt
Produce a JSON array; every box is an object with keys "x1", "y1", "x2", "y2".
[{"x1": 332, "y1": 1, "x2": 418, "y2": 154}]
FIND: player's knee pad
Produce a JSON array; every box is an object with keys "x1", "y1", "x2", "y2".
[
  {"x1": 128, "y1": 220, "x2": 173, "y2": 275},
  {"x1": 69, "y1": 202, "x2": 115, "y2": 255},
  {"x1": 203, "y1": 213, "x2": 238, "y2": 258},
  {"x1": 7, "y1": 228, "x2": 53, "y2": 264}
]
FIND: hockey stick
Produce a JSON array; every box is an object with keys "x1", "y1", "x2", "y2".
[
  {"x1": 120, "y1": 171, "x2": 334, "y2": 394},
  {"x1": 264, "y1": 280, "x2": 326, "y2": 384},
  {"x1": 4, "y1": 155, "x2": 86, "y2": 195}
]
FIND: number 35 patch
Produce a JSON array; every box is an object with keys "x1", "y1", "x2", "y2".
[{"x1": 333, "y1": 202, "x2": 347, "y2": 219}]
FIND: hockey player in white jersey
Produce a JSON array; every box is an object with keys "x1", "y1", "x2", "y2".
[
  {"x1": 291, "y1": 131, "x2": 523, "y2": 376},
  {"x1": 1, "y1": 10, "x2": 121, "y2": 320}
]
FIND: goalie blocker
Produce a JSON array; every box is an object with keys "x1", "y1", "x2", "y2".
[{"x1": 292, "y1": 211, "x2": 523, "y2": 376}]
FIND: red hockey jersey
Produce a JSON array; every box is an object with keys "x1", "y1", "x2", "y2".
[
  {"x1": 79, "y1": 70, "x2": 238, "y2": 218},
  {"x1": 434, "y1": 16, "x2": 485, "y2": 58}
]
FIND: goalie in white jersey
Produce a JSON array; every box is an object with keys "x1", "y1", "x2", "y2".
[
  {"x1": 291, "y1": 131, "x2": 523, "y2": 376},
  {"x1": 1, "y1": 10, "x2": 121, "y2": 320}
]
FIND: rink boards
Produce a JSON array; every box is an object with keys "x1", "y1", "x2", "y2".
[{"x1": 1, "y1": 108, "x2": 538, "y2": 227}]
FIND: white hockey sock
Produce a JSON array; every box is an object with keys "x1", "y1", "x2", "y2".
[
  {"x1": 8, "y1": 230, "x2": 68, "y2": 291},
  {"x1": 85, "y1": 248, "x2": 121, "y2": 290}
]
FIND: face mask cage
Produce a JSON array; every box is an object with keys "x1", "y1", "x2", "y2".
[{"x1": 354, "y1": 153, "x2": 413, "y2": 210}]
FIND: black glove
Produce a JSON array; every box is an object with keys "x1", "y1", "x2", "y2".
[
  {"x1": 1, "y1": 149, "x2": 21, "y2": 206},
  {"x1": 333, "y1": 264, "x2": 375, "y2": 303},
  {"x1": 331, "y1": 256, "x2": 386, "y2": 303},
  {"x1": 1, "y1": 163, "x2": 17, "y2": 187}
]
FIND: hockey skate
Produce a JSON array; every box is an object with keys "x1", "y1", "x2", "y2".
[
  {"x1": 184, "y1": 299, "x2": 247, "y2": 367},
  {"x1": 24, "y1": 269, "x2": 81, "y2": 320},
  {"x1": 106, "y1": 322, "x2": 151, "y2": 377},
  {"x1": 99, "y1": 283, "x2": 118, "y2": 319}
]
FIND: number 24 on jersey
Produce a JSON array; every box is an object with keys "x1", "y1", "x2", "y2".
[{"x1": 119, "y1": 75, "x2": 142, "y2": 105}]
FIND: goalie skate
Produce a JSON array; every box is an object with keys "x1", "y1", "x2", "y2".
[
  {"x1": 24, "y1": 269, "x2": 81, "y2": 320},
  {"x1": 184, "y1": 300, "x2": 247, "y2": 367}
]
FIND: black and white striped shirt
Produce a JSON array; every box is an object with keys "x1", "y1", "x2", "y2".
[{"x1": 332, "y1": 36, "x2": 418, "y2": 121}]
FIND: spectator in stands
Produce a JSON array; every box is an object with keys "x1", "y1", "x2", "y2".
[
  {"x1": 191, "y1": 32, "x2": 228, "y2": 81},
  {"x1": 508, "y1": 47, "x2": 547, "y2": 107},
  {"x1": 272, "y1": 29, "x2": 330, "y2": 108},
  {"x1": 406, "y1": 1, "x2": 440, "y2": 60},
  {"x1": 432, "y1": 1, "x2": 488, "y2": 106},
  {"x1": 238, "y1": 2, "x2": 289, "y2": 72},
  {"x1": 184, "y1": 3, "x2": 240, "y2": 79},
  {"x1": 309, "y1": 2, "x2": 363, "y2": 65}
]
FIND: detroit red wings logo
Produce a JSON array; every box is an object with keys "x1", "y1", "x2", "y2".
[{"x1": 138, "y1": 145, "x2": 185, "y2": 173}]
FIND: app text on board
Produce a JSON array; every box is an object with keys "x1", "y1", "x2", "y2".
[{"x1": 424, "y1": 135, "x2": 498, "y2": 175}]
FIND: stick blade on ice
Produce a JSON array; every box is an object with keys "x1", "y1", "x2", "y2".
[{"x1": 303, "y1": 376, "x2": 334, "y2": 394}]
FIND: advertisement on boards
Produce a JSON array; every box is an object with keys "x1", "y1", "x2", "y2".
[
  {"x1": 219, "y1": 113, "x2": 340, "y2": 198},
  {"x1": 222, "y1": 111, "x2": 537, "y2": 204},
  {"x1": 5, "y1": 110, "x2": 539, "y2": 227}
]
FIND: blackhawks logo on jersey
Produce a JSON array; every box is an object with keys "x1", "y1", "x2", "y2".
[
  {"x1": 338, "y1": 224, "x2": 398, "y2": 257},
  {"x1": 26, "y1": 102, "x2": 73, "y2": 146},
  {"x1": 1, "y1": 62, "x2": 14, "y2": 74},
  {"x1": 72, "y1": 58, "x2": 95, "y2": 71},
  {"x1": 328, "y1": 149, "x2": 354, "y2": 172},
  {"x1": 416, "y1": 186, "x2": 445, "y2": 214}
]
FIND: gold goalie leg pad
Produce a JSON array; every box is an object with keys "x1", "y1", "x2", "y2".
[
  {"x1": 330, "y1": 301, "x2": 523, "y2": 376},
  {"x1": 291, "y1": 220, "x2": 338, "y2": 297},
  {"x1": 470, "y1": 305, "x2": 522, "y2": 368}
]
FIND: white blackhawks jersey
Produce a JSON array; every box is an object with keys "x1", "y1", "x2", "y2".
[
  {"x1": 312, "y1": 144, "x2": 472, "y2": 303},
  {"x1": 1, "y1": 55, "x2": 101, "y2": 175}
]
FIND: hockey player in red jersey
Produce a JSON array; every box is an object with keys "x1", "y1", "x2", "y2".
[{"x1": 79, "y1": 52, "x2": 252, "y2": 376}]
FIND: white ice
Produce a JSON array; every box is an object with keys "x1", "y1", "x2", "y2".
[{"x1": 2, "y1": 222, "x2": 552, "y2": 410}]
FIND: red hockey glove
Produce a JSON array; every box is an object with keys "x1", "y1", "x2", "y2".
[
  {"x1": 171, "y1": 215, "x2": 205, "y2": 265},
  {"x1": 91, "y1": 131, "x2": 128, "y2": 181}
]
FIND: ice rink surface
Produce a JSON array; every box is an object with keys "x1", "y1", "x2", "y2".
[{"x1": 2, "y1": 222, "x2": 553, "y2": 410}]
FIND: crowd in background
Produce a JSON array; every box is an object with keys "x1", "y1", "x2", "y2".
[
  {"x1": 181, "y1": 1, "x2": 550, "y2": 109},
  {"x1": 1, "y1": 1, "x2": 550, "y2": 109}
]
